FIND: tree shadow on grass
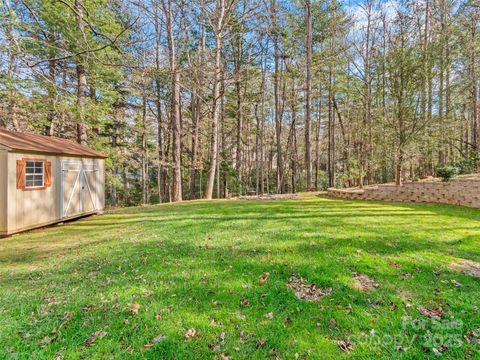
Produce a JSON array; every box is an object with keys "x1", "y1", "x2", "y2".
[
  {"x1": 1, "y1": 196, "x2": 480, "y2": 360},
  {"x1": 2, "y1": 232, "x2": 479, "y2": 359},
  {"x1": 317, "y1": 195, "x2": 480, "y2": 221},
  {"x1": 2, "y1": 196, "x2": 479, "y2": 274}
]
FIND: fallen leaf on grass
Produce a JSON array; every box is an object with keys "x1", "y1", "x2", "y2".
[
  {"x1": 272, "y1": 349, "x2": 281, "y2": 360},
  {"x1": 259, "y1": 272, "x2": 270, "y2": 285},
  {"x1": 38, "y1": 336, "x2": 53, "y2": 344},
  {"x1": 40, "y1": 306, "x2": 50, "y2": 316},
  {"x1": 388, "y1": 262, "x2": 400, "y2": 268},
  {"x1": 214, "y1": 354, "x2": 230, "y2": 360},
  {"x1": 240, "y1": 298, "x2": 250, "y2": 306},
  {"x1": 82, "y1": 304, "x2": 95, "y2": 312},
  {"x1": 185, "y1": 328, "x2": 199, "y2": 339},
  {"x1": 431, "y1": 344, "x2": 449, "y2": 356},
  {"x1": 450, "y1": 280, "x2": 463, "y2": 287},
  {"x1": 85, "y1": 331, "x2": 107, "y2": 346},
  {"x1": 465, "y1": 328, "x2": 480, "y2": 344},
  {"x1": 352, "y1": 272, "x2": 379, "y2": 292},
  {"x1": 152, "y1": 334, "x2": 165, "y2": 343},
  {"x1": 450, "y1": 259, "x2": 480, "y2": 278},
  {"x1": 418, "y1": 306, "x2": 444, "y2": 319},
  {"x1": 155, "y1": 306, "x2": 172, "y2": 320},
  {"x1": 43, "y1": 296, "x2": 57, "y2": 305},
  {"x1": 219, "y1": 332, "x2": 226, "y2": 343},
  {"x1": 131, "y1": 302, "x2": 140, "y2": 316},
  {"x1": 255, "y1": 337, "x2": 267, "y2": 348},
  {"x1": 265, "y1": 312, "x2": 274, "y2": 320},
  {"x1": 287, "y1": 274, "x2": 332, "y2": 302},
  {"x1": 144, "y1": 334, "x2": 166, "y2": 348},
  {"x1": 337, "y1": 339, "x2": 353, "y2": 352},
  {"x1": 240, "y1": 331, "x2": 247, "y2": 344},
  {"x1": 52, "y1": 311, "x2": 72, "y2": 334},
  {"x1": 402, "y1": 273, "x2": 412, "y2": 280}
]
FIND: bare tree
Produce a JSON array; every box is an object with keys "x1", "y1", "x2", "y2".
[
  {"x1": 75, "y1": 0, "x2": 88, "y2": 145},
  {"x1": 304, "y1": 0, "x2": 313, "y2": 191},
  {"x1": 203, "y1": 0, "x2": 236, "y2": 200},
  {"x1": 160, "y1": 0, "x2": 182, "y2": 201}
]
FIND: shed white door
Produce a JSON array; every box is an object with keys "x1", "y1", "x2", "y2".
[{"x1": 61, "y1": 161, "x2": 99, "y2": 218}]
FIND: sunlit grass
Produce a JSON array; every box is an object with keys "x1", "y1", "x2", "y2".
[{"x1": 0, "y1": 194, "x2": 479, "y2": 359}]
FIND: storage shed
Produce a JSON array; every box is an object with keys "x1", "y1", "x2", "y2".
[{"x1": 0, "y1": 129, "x2": 106, "y2": 237}]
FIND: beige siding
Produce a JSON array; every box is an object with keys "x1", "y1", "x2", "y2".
[
  {"x1": 0, "y1": 150, "x2": 7, "y2": 235},
  {"x1": 97, "y1": 159, "x2": 105, "y2": 211},
  {"x1": 4, "y1": 153, "x2": 105, "y2": 236},
  {"x1": 7, "y1": 153, "x2": 59, "y2": 233}
]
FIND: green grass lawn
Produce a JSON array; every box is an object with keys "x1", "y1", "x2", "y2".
[{"x1": 1, "y1": 194, "x2": 480, "y2": 359}]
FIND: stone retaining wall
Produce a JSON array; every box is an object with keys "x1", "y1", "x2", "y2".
[{"x1": 327, "y1": 179, "x2": 480, "y2": 208}]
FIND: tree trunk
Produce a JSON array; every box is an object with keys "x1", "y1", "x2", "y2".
[
  {"x1": 396, "y1": 148, "x2": 404, "y2": 186},
  {"x1": 46, "y1": 56, "x2": 57, "y2": 136},
  {"x1": 328, "y1": 66, "x2": 335, "y2": 187},
  {"x1": 162, "y1": 0, "x2": 182, "y2": 202},
  {"x1": 234, "y1": 30, "x2": 244, "y2": 181},
  {"x1": 255, "y1": 103, "x2": 261, "y2": 194},
  {"x1": 471, "y1": 14, "x2": 478, "y2": 152},
  {"x1": 205, "y1": 3, "x2": 225, "y2": 199},
  {"x1": 272, "y1": 0, "x2": 284, "y2": 193},
  {"x1": 304, "y1": 0, "x2": 313, "y2": 191},
  {"x1": 141, "y1": 94, "x2": 149, "y2": 205},
  {"x1": 75, "y1": 0, "x2": 88, "y2": 146},
  {"x1": 189, "y1": 22, "x2": 205, "y2": 200},
  {"x1": 171, "y1": 69, "x2": 182, "y2": 202},
  {"x1": 189, "y1": 93, "x2": 200, "y2": 199},
  {"x1": 315, "y1": 86, "x2": 322, "y2": 190}
]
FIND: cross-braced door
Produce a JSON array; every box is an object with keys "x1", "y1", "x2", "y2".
[{"x1": 61, "y1": 161, "x2": 99, "y2": 218}]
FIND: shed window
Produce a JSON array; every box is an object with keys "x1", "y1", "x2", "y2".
[{"x1": 25, "y1": 161, "x2": 44, "y2": 188}]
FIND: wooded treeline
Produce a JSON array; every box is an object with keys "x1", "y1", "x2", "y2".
[{"x1": 1, "y1": 0, "x2": 479, "y2": 206}]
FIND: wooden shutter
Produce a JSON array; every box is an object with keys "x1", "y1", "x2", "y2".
[
  {"x1": 16, "y1": 160, "x2": 25, "y2": 189},
  {"x1": 44, "y1": 160, "x2": 52, "y2": 187}
]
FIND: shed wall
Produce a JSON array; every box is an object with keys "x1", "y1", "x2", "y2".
[
  {"x1": 0, "y1": 150, "x2": 7, "y2": 235},
  {"x1": 5, "y1": 152, "x2": 105, "y2": 235}
]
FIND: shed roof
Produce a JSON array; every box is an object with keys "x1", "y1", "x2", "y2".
[{"x1": 0, "y1": 129, "x2": 107, "y2": 158}]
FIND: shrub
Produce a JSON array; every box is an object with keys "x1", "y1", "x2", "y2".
[
  {"x1": 454, "y1": 153, "x2": 479, "y2": 174},
  {"x1": 436, "y1": 166, "x2": 459, "y2": 182}
]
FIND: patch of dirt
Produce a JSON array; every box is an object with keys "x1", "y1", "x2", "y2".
[
  {"x1": 236, "y1": 194, "x2": 299, "y2": 201},
  {"x1": 287, "y1": 274, "x2": 332, "y2": 302},
  {"x1": 450, "y1": 259, "x2": 480, "y2": 278},
  {"x1": 352, "y1": 272, "x2": 379, "y2": 292}
]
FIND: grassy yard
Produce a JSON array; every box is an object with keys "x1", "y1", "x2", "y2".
[{"x1": 1, "y1": 195, "x2": 479, "y2": 359}]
